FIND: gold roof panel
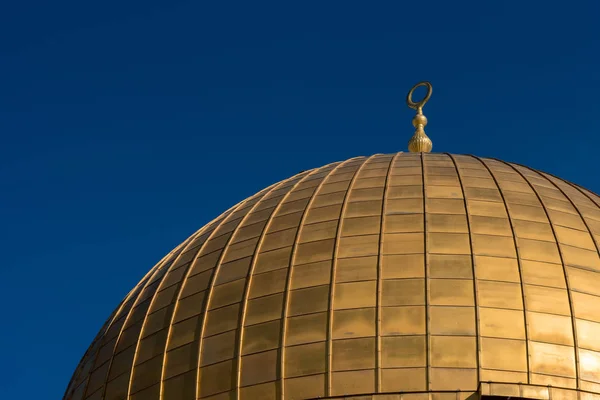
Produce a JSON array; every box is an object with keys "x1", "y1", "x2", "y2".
[{"x1": 64, "y1": 152, "x2": 600, "y2": 400}]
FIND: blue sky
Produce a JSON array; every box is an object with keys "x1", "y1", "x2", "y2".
[{"x1": 1, "y1": 1, "x2": 600, "y2": 398}]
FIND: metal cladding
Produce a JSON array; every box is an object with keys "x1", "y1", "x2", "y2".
[{"x1": 64, "y1": 152, "x2": 600, "y2": 400}]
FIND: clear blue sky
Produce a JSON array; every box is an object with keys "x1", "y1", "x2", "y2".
[{"x1": 1, "y1": 1, "x2": 600, "y2": 398}]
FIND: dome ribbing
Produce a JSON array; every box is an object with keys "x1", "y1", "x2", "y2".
[{"x1": 64, "y1": 152, "x2": 600, "y2": 400}]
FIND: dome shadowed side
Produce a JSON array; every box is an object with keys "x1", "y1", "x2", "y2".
[{"x1": 64, "y1": 152, "x2": 600, "y2": 400}]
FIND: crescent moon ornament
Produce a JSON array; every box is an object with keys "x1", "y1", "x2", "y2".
[{"x1": 406, "y1": 81, "x2": 432, "y2": 111}]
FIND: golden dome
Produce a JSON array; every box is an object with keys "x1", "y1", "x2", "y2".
[{"x1": 64, "y1": 152, "x2": 600, "y2": 400}]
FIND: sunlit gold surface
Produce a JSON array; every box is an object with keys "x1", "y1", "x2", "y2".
[
  {"x1": 64, "y1": 152, "x2": 600, "y2": 400},
  {"x1": 407, "y1": 82, "x2": 433, "y2": 153}
]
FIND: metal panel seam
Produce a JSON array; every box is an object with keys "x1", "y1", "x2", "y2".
[
  {"x1": 278, "y1": 160, "x2": 345, "y2": 400},
  {"x1": 326, "y1": 155, "x2": 372, "y2": 396},
  {"x1": 233, "y1": 169, "x2": 316, "y2": 399},
  {"x1": 446, "y1": 153, "x2": 482, "y2": 386},
  {"x1": 494, "y1": 158, "x2": 579, "y2": 388},
  {"x1": 421, "y1": 152, "x2": 431, "y2": 391},
  {"x1": 375, "y1": 152, "x2": 400, "y2": 392},
  {"x1": 471, "y1": 155, "x2": 531, "y2": 385},
  {"x1": 194, "y1": 174, "x2": 300, "y2": 399}
]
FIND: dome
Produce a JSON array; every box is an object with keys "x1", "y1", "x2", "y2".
[{"x1": 63, "y1": 152, "x2": 600, "y2": 400}]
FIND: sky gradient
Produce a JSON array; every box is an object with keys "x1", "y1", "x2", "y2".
[{"x1": 1, "y1": 1, "x2": 600, "y2": 398}]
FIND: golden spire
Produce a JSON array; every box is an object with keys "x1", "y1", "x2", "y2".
[{"x1": 406, "y1": 81, "x2": 433, "y2": 153}]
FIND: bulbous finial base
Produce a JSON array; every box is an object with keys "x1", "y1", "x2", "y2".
[{"x1": 408, "y1": 130, "x2": 433, "y2": 153}]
